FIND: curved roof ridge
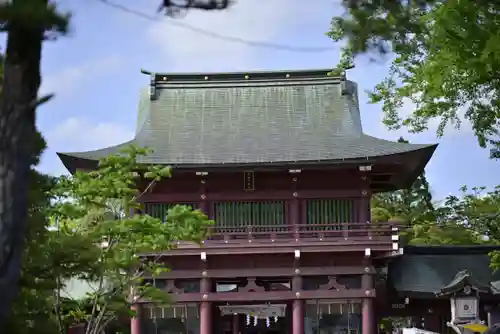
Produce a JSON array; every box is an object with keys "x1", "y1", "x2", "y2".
[
  {"x1": 57, "y1": 140, "x2": 135, "y2": 173},
  {"x1": 142, "y1": 68, "x2": 344, "y2": 85},
  {"x1": 362, "y1": 134, "x2": 435, "y2": 149}
]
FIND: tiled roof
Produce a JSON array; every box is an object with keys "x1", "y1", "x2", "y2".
[
  {"x1": 439, "y1": 269, "x2": 498, "y2": 295},
  {"x1": 58, "y1": 69, "x2": 436, "y2": 170},
  {"x1": 389, "y1": 246, "x2": 500, "y2": 294}
]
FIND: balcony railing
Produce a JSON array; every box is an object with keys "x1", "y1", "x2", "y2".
[
  {"x1": 156, "y1": 222, "x2": 400, "y2": 254},
  {"x1": 205, "y1": 222, "x2": 397, "y2": 244}
]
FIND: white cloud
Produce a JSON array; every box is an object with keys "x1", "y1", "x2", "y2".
[
  {"x1": 47, "y1": 117, "x2": 134, "y2": 152},
  {"x1": 146, "y1": 0, "x2": 325, "y2": 71},
  {"x1": 38, "y1": 117, "x2": 134, "y2": 176},
  {"x1": 40, "y1": 55, "x2": 124, "y2": 97}
]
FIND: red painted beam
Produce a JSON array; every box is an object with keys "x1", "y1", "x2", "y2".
[
  {"x1": 144, "y1": 265, "x2": 376, "y2": 279},
  {"x1": 142, "y1": 241, "x2": 394, "y2": 256},
  {"x1": 139, "y1": 189, "x2": 364, "y2": 203},
  {"x1": 138, "y1": 289, "x2": 375, "y2": 303}
]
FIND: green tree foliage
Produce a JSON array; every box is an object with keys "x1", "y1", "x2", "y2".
[
  {"x1": 374, "y1": 181, "x2": 493, "y2": 246},
  {"x1": 327, "y1": 0, "x2": 500, "y2": 158},
  {"x1": 442, "y1": 186, "x2": 500, "y2": 267},
  {"x1": 408, "y1": 220, "x2": 484, "y2": 246},
  {"x1": 50, "y1": 146, "x2": 213, "y2": 334}
]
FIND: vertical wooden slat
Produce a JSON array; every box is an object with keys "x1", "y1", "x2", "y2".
[
  {"x1": 213, "y1": 201, "x2": 285, "y2": 231},
  {"x1": 262, "y1": 201, "x2": 266, "y2": 228},
  {"x1": 276, "y1": 201, "x2": 282, "y2": 232},
  {"x1": 225, "y1": 202, "x2": 230, "y2": 229},
  {"x1": 305, "y1": 199, "x2": 355, "y2": 231},
  {"x1": 143, "y1": 203, "x2": 197, "y2": 223},
  {"x1": 254, "y1": 201, "x2": 259, "y2": 227}
]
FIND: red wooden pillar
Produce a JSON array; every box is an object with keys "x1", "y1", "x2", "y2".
[
  {"x1": 292, "y1": 259, "x2": 304, "y2": 334},
  {"x1": 130, "y1": 304, "x2": 142, "y2": 334},
  {"x1": 289, "y1": 170, "x2": 301, "y2": 237},
  {"x1": 199, "y1": 174, "x2": 208, "y2": 215},
  {"x1": 362, "y1": 258, "x2": 375, "y2": 334},
  {"x1": 359, "y1": 165, "x2": 374, "y2": 333},
  {"x1": 232, "y1": 314, "x2": 239, "y2": 334},
  {"x1": 293, "y1": 300, "x2": 304, "y2": 334},
  {"x1": 362, "y1": 298, "x2": 375, "y2": 334},
  {"x1": 200, "y1": 276, "x2": 212, "y2": 334},
  {"x1": 358, "y1": 166, "x2": 372, "y2": 225}
]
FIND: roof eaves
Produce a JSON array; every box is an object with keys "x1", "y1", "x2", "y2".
[
  {"x1": 57, "y1": 140, "x2": 135, "y2": 174},
  {"x1": 395, "y1": 143, "x2": 438, "y2": 189},
  {"x1": 403, "y1": 245, "x2": 500, "y2": 255},
  {"x1": 490, "y1": 280, "x2": 500, "y2": 294},
  {"x1": 436, "y1": 270, "x2": 490, "y2": 296}
]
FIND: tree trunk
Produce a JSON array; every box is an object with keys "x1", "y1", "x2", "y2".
[{"x1": 0, "y1": 13, "x2": 44, "y2": 325}]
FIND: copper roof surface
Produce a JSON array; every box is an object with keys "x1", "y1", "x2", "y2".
[{"x1": 58, "y1": 69, "x2": 437, "y2": 186}]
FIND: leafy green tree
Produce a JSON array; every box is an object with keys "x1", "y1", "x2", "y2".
[
  {"x1": 440, "y1": 186, "x2": 500, "y2": 265},
  {"x1": 390, "y1": 184, "x2": 493, "y2": 247},
  {"x1": 374, "y1": 198, "x2": 484, "y2": 246},
  {"x1": 50, "y1": 146, "x2": 213, "y2": 334},
  {"x1": 440, "y1": 186, "x2": 500, "y2": 237},
  {"x1": 0, "y1": 0, "x2": 230, "y2": 325},
  {"x1": 407, "y1": 221, "x2": 484, "y2": 246},
  {"x1": 327, "y1": 0, "x2": 500, "y2": 158}
]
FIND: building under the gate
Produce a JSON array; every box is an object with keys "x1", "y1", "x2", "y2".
[{"x1": 58, "y1": 69, "x2": 500, "y2": 334}]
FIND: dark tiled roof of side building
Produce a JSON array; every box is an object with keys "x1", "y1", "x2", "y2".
[
  {"x1": 58, "y1": 69, "x2": 437, "y2": 188},
  {"x1": 388, "y1": 245, "x2": 500, "y2": 295}
]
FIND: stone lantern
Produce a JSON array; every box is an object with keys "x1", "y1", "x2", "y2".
[{"x1": 436, "y1": 270, "x2": 490, "y2": 334}]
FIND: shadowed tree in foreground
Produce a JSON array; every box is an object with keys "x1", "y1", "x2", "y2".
[
  {"x1": 0, "y1": 0, "x2": 230, "y2": 326},
  {"x1": 3, "y1": 131, "x2": 60, "y2": 334}
]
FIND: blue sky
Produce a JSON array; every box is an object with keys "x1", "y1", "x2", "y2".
[{"x1": 31, "y1": 0, "x2": 498, "y2": 201}]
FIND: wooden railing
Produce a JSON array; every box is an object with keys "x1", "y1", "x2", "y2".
[{"x1": 205, "y1": 222, "x2": 397, "y2": 244}]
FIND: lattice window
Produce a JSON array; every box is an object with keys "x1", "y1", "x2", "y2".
[
  {"x1": 305, "y1": 199, "x2": 355, "y2": 230},
  {"x1": 143, "y1": 203, "x2": 197, "y2": 222},
  {"x1": 213, "y1": 201, "x2": 285, "y2": 231}
]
